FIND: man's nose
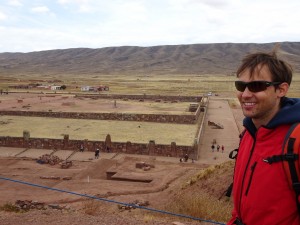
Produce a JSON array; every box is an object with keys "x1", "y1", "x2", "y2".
[{"x1": 241, "y1": 87, "x2": 253, "y2": 97}]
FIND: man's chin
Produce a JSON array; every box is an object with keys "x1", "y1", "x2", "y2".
[{"x1": 242, "y1": 110, "x2": 256, "y2": 118}]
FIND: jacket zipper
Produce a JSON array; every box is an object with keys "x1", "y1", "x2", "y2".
[
  {"x1": 245, "y1": 161, "x2": 257, "y2": 196},
  {"x1": 238, "y1": 139, "x2": 256, "y2": 219}
]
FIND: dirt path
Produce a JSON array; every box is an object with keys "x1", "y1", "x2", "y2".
[{"x1": 198, "y1": 97, "x2": 242, "y2": 165}]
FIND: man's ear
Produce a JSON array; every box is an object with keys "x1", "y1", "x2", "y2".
[{"x1": 277, "y1": 82, "x2": 289, "y2": 97}]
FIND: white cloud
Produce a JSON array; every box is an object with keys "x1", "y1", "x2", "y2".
[
  {"x1": 31, "y1": 6, "x2": 50, "y2": 14},
  {"x1": 57, "y1": 0, "x2": 102, "y2": 13},
  {"x1": 57, "y1": 0, "x2": 92, "y2": 4},
  {"x1": 0, "y1": 11, "x2": 8, "y2": 21},
  {"x1": 200, "y1": 0, "x2": 232, "y2": 8},
  {"x1": 7, "y1": 0, "x2": 23, "y2": 7},
  {"x1": 0, "y1": 26, "x2": 81, "y2": 52}
]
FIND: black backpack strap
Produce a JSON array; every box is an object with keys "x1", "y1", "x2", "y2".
[
  {"x1": 220, "y1": 150, "x2": 237, "y2": 199},
  {"x1": 229, "y1": 130, "x2": 246, "y2": 160},
  {"x1": 264, "y1": 123, "x2": 300, "y2": 213},
  {"x1": 225, "y1": 183, "x2": 233, "y2": 197},
  {"x1": 222, "y1": 130, "x2": 246, "y2": 199},
  {"x1": 283, "y1": 123, "x2": 300, "y2": 213},
  {"x1": 263, "y1": 159, "x2": 300, "y2": 212},
  {"x1": 287, "y1": 135, "x2": 300, "y2": 213},
  {"x1": 263, "y1": 153, "x2": 299, "y2": 164},
  {"x1": 218, "y1": 182, "x2": 233, "y2": 200}
]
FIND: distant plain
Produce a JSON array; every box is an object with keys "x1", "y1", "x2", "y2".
[{"x1": 1, "y1": 74, "x2": 299, "y2": 145}]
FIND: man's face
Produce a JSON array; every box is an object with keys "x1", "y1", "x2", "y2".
[{"x1": 236, "y1": 65, "x2": 282, "y2": 128}]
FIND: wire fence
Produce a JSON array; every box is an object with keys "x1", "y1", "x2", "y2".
[{"x1": 0, "y1": 176, "x2": 226, "y2": 225}]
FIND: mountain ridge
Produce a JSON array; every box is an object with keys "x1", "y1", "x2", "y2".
[{"x1": 1, "y1": 42, "x2": 299, "y2": 75}]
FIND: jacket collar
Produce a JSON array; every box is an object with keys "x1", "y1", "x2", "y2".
[{"x1": 243, "y1": 97, "x2": 300, "y2": 137}]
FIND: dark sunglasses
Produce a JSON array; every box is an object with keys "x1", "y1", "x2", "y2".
[{"x1": 235, "y1": 81, "x2": 282, "y2": 92}]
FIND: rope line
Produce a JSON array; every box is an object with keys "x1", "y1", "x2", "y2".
[{"x1": 0, "y1": 176, "x2": 226, "y2": 225}]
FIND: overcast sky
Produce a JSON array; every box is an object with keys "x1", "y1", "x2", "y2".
[{"x1": 0, "y1": 0, "x2": 299, "y2": 53}]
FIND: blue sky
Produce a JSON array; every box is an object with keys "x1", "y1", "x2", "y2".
[{"x1": 0, "y1": 0, "x2": 299, "y2": 53}]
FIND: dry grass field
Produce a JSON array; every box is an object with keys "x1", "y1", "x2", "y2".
[
  {"x1": 0, "y1": 93, "x2": 193, "y2": 114},
  {"x1": 1, "y1": 74, "x2": 299, "y2": 145},
  {"x1": 0, "y1": 91, "x2": 198, "y2": 145},
  {"x1": 2, "y1": 73, "x2": 299, "y2": 95},
  {"x1": 0, "y1": 75, "x2": 217, "y2": 147},
  {"x1": 0, "y1": 116, "x2": 197, "y2": 145},
  {"x1": 0, "y1": 74, "x2": 247, "y2": 95}
]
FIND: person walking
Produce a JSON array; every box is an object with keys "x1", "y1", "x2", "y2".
[
  {"x1": 95, "y1": 148, "x2": 100, "y2": 159},
  {"x1": 221, "y1": 145, "x2": 224, "y2": 153},
  {"x1": 211, "y1": 144, "x2": 215, "y2": 152},
  {"x1": 79, "y1": 144, "x2": 84, "y2": 152},
  {"x1": 184, "y1": 154, "x2": 189, "y2": 162},
  {"x1": 227, "y1": 49, "x2": 300, "y2": 225}
]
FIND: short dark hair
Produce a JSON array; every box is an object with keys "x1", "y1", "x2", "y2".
[{"x1": 236, "y1": 48, "x2": 293, "y2": 85}]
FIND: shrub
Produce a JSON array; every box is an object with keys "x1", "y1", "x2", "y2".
[
  {"x1": 0, "y1": 202, "x2": 22, "y2": 213},
  {"x1": 164, "y1": 192, "x2": 232, "y2": 223},
  {"x1": 82, "y1": 200, "x2": 102, "y2": 216}
]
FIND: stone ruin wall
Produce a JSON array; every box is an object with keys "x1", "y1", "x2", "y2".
[
  {"x1": 0, "y1": 135, "x2": 195, "y2": 158},
  {"x1": 0, "y1": 110, "x2": 198, "y2": 124},
  {"x1": 0, "y1": 95, "x2": 204, "y2": 124},
  {"x1": 75, "y1": 94, "x2": 202, "y2": 102},
  {"x1": 0, "y1": 95, "x2": 203, "y2": 124},
  {"x1": 0, "y1": 95, "x2": 206, "y2": 158}
]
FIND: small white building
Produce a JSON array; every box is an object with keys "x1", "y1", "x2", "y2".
[
  {"x1": 51, "y1": 85, "x2": 62, "y2": 90},
  {"x1": 81, "y1": 85, "x2": 109, "y2": 92},
  {"x1": 81, "y1": 86, "x2": 90, "y2": 92}
]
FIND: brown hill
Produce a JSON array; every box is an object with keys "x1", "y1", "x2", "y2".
[{"x1": 0, "y1": 42, "x2": 299, "y2": 75}]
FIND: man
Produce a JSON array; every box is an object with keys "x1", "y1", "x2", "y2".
[
  {"x1": 95, "y1": 148, "x2": 100, "y2": 159},
  {"x1": 211, "y1": 144, "x2": 215, "y2": 152},
  {"x1": 79, "y1": 144, "x2": 84, "y2": 152},
  {"x1": 227, "y1": 50, "x2": 300, "y2": 225},
  {"x1": 184, "y1": 154, "x2": 189, "y2": 162}
]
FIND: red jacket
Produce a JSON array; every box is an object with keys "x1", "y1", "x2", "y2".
[{"x1": 227, "y1": 125, "x2": 300, "y2": 225}]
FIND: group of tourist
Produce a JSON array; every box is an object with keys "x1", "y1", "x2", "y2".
[{"x1": 211, "y1": 143, "x2": 224, "y2": 153}]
